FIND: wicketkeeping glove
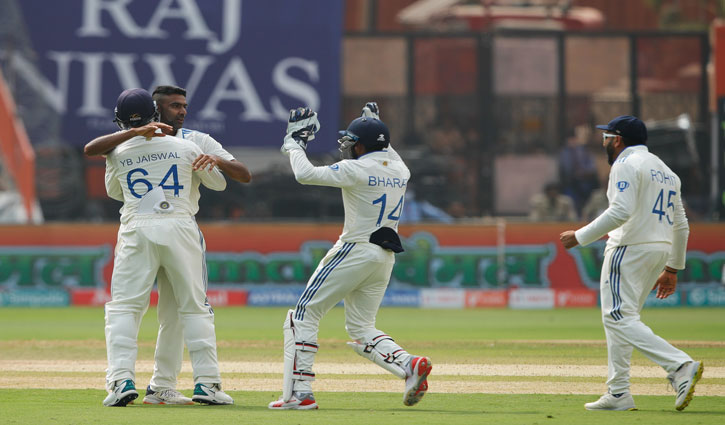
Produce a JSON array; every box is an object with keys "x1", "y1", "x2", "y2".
[
  {"x1": 283, "y1": 107, "x2": 320, "y2": 150},
  {"x1": 361, "y1": 102, "x2": 380, "y2": 119}
]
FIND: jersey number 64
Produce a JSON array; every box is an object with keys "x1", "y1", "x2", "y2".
[{"x1": 126, "y1": 165, "x2": 184, "y2": 198}]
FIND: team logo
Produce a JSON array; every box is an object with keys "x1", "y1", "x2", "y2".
[
  {"x1": 377, "y1": 134, "x2": 386, "y2": 142},
  {"x1": 616, "y1": 181, "x2": 629, "y2": 192},
  {"x1": 329, "y1": 164, "x2": 339, "y2": 171},
  {"x1": 129, "y1": 113, "x2": 142, "y2": 122}
]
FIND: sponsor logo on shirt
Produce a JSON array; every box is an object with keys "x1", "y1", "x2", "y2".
[
  {"x1": 329, "y1": 164, "x2": 340, "y2": 171},
  {"x1": 616, "y1": 181, "x2": 629, "y2": 192}
]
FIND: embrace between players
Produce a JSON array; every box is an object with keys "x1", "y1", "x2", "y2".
[
  {"x1": 88, "y1": 85, "x2": 702, "y2": 412},
  {"x1": 87, "y1": 87, "x2": 431, "y2": 409}
]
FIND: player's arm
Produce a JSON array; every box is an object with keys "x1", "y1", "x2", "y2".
[
  {"x1": 191, "y1": 134, "x2": 252, "y2": 183},
  {"x1": 572, "y1": 163, "x2": 636, "y2": 246},
  {"x1": 288, "y1": 149, "x2": 357, "y2": 187},
  {"x1": 666, "y1": 180, "x2": 690, "y2": 270},
  {"x1": 280, "y1": 107, "x2": 355, "y2": 187},
  {"x1": 83, "y1": 122, "x2": 173, "y2": 156},
  {"x1": 217, "y1": 159, "x2": 251, "y2": 183},
  {"x1": 191, "y1": 148, "x2": 227, "y2": 191},
  {"x1": 104, "y1": 154, "x2": 124, "y2": 201},
  {"x1": 192, "y1": 155, "x2": 252, "y2": 183},
  {"x1": 654, "y1": 187, "x2": 687, "y2": 300}
]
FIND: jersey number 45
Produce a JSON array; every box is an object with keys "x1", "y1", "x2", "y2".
[{"x1": 651, "y1": 188, "x2": 676, "y2": 225}]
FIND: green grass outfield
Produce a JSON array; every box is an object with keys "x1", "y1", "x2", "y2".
[{"x1": 1, "y1": 307, "x2": 723, "y2": 424}]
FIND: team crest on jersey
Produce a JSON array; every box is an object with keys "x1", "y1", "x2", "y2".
[
  {"x1": 329, "y1": 164, "x2": 340, "y2": 171},
  {"x1": 616, "y1": 181, "x2": 629, "y2": 192}
]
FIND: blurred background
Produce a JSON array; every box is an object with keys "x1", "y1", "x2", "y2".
[
  {"x1": 1, "y1": 0, "x2": 724, "y2": 309},
  {"x1": 1, "y1": 0, "x2": 724, "y2": 224}
]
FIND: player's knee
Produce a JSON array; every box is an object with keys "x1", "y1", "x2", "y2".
[
  {"x1": 345, "y1": 325, "x2": 364, "y2": 341},
  {"x1": 186, "y1": 337, "x2": 215, "y2": 352},
  {"x1": 106, "y1": 298, "x2": 148, "y2": 314},
  {"x1": 345, "y1": 325, "x2": 380, "y2": 343},
  {"x1": 109, "y1": 335, "x2": 136, "y2": 350}
]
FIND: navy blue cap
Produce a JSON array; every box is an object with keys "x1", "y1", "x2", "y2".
[
  {"x1": 596, "y1": 115, "x2": 647, "y2": 143},
  {"x1": 114, "y1": 88, "x2": 156, "y2": 126}
]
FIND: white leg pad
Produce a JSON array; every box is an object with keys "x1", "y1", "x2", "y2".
[
  {"x1": 347, "y1": 333, "x2": 408, "y2": 379},
  {"x1": 282, "y1": 310, "x2": 320, "y2": 401},
  {"x1": 282, "y1": 310, "x2": 295, "y2": 402}
]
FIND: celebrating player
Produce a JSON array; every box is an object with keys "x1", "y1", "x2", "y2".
[
  {"x1": 560, "y1": 115, "x2": 703, "y2": 411},
  {"x1": 267, "y1": 103, "x2": 432, "y2": 410},
  {"x1": 102, "y1": 88, "x2": 233, "y2": 407},
  {"x1": 85, "y1": 85, "x2": 250, "y2": 405}
]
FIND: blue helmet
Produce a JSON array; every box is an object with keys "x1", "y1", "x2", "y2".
[
  {"x1": 340, "y1": 117, "x2": 390, "y2": 152},
  {"x1": 113, "y1": 88, "x2": 159, "y2": 130}
]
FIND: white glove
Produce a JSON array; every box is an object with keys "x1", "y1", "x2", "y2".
[
  {"x1": 281, "y1": 107, "x2": 320, "y2": 156},
  {"x1": 361, "y1": 102, "x2": 380, "y2": 119}
]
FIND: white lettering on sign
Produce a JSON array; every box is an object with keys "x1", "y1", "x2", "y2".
[{"x1": 76, "y1": 0, "x2": 241, "y2": 54}]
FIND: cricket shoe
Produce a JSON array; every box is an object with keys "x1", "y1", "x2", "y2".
[
  {"x1": 103, "y1": 379, "x2": 138, "y2": 407},
  {"x1": 668, "y1": 360, "x2": 703, "y2": 411},
  {"x1": 192, "y1": 383, "x2": 234, "y2": 405},
  {"x1": 268, "y1": 392, "x2": 318, "y2": 410},
  {"x1": 143, "y1": 386, "x2": 194, "y2": 405},
  {"x1": 584, "y1": 392, "x2": 636, "y2": 411},
  {"x1": 403, "y1": 356, "x2": 432, "y2": 406}
]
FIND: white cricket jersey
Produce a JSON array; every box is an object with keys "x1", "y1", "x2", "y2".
[
  {"x1": 105, "y1": 135, "x2": 227, "y2": 223},
  {"x1": 175, "y1": 128, "x2": 235, "y2": 211},
  {"x1": 575, "y1": 145, "x2": 689, "y2": 269},
  {"x1": 175, "y1": 128, "x2": 235, "y2": 161},
  {"x1": 288, "y1": 145, "x2": 410, "y2": 242}
]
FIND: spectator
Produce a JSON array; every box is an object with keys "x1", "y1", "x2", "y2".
[
  {"x1": 401, "y1": 189, "x2": 453, "y2": 223},
  {"x1": 559, "y1": 125, "x2": 599, "y2": 213},
  {"x1": 529, "y1": 182, "x2": 577, "y2": 222},
  {"x1": 429, "y1": 117, "x2": 465, "y2": 155},
  {"x1": 581, "y1": 187, "x2": 609, "y2": 222},
  {"x1": 581, "y1": 175, "x2": 610, "y2": 222},
  {"x1": 446, "y1": 201, "x2": 467, "y2": 220}
]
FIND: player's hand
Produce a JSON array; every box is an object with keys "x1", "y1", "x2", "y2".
[
  {"x1": 653, "y1": 271, "x2": 677, "y2": 299},
  {"x1": 361, "y1": 102, "x2": 379, "y2": 119},
  {"x1": 285, "y1": 107, "x2": 320, "y2": 150},
  {"x1": 559, "y1": 230, "x2": 579, "y2": 249},
  {"x1": 193, "y1": 154, "x2": 220, "y2": 171},
  {"x1": 132, "y1": 122, "x2": 173, "y2": 139}
]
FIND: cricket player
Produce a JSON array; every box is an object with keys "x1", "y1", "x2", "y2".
[
  {"x1": 560, "y1": 115, "x2": 703, "y2": 411},
  {"x1": 102, "y1": 88, "x2": 233, "y2": 407},
  {"x1": 268, "y1": 103, "x2": 432, "y2": 410},
  {"x1": 86, "y1": 85, "x2": 250, "y2": 405}
]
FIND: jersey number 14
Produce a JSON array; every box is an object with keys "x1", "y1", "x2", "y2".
[
  {"x1": 372, "y1": 193, "x2": 404, "y2": 226},
  {"x1": 126, "y1": 165, "x2": 184, "y2": 198}
]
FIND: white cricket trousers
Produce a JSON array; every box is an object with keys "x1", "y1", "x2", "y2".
[
  {"x1": 291, "y1": 240, "x2": 403, "y2": 390},
  {"x1": 104, "y1": 216, "x2": 221, "y2": 389},
  {"x1": 600, "y1": 243, "x2": 692, "y2": 394},
  {"x1": 147, "y1": 268, "x2": 186, "y2": 391}
]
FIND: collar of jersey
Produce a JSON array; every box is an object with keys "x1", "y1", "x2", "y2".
[
  {"x1": 357, "y1": 149, "x2": 388, "y2": 160},
  {"x1": 622, "y1": 145, "x2": 648, "y2": 154}
]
